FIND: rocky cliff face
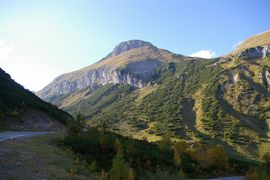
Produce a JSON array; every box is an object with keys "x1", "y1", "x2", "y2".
[
  {"x1": 37, "y1": 40, "x2": 185, "y2": 101},
  {"x1": 260, "y1": 66, "x2": 270, "y2": 87},
  {"x1": 38, "y1": 63, "x2": 154, "y2": 100},
  {"x1": 236, "y1": 45, "x2": 270, "y2": 59}
]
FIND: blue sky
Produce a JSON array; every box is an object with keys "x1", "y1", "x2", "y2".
[{"x1": 0, "y1": 0, "x2": 269, "y2": 91}]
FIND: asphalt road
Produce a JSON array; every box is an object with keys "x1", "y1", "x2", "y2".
[
  {"x1": 0, "y1": 131, "x2": 51, "y2": 142},
  {"x1": 208, "y1": 176, "x2": 244, "y2": 180}
]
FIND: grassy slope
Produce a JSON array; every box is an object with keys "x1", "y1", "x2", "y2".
[{"x1": 0, "y1": 134, "x2": 96, "y2": 179}]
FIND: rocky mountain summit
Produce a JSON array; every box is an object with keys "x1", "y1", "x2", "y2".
[
  {"x1": 37, "y1": 40, "x2": 188, "y2": 101},
  {"x1": 106, "y1": 40, "x2": 157, "y2": 58}
]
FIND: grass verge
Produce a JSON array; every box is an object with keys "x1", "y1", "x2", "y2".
[{"x1": 0, "y1": 133, "x2": 97, "y2": 179}]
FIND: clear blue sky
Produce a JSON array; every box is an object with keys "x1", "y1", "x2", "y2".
[{"x1": 0, "y1": 0, "x2": 269, "y2": 91}]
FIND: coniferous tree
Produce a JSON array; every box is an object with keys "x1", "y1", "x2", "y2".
[{"x1": 110, "y1": 154, "x2": 129, "y2": 180}]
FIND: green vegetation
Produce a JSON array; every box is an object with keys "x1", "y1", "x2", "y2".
[
  {"x1": 56, "y1": 57, "x2": 270, "y2": 159},
  {"x1": 62, "y1": 84, "x2": 136, "y2": 120},
  {"x1": 245, "y1": 152, "x2": 270, "y2": 179},
  {"x1": 0, "y1": 68, "x2": 72, "y2": 130},
  {"x1": 59, "y1": 121, "x2": 262, "y2": 179},
  {"x1": 87, "y1": 59, "x2": 221, "y2": 137}
]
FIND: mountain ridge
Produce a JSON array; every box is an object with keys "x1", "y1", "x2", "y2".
[{"x1": 229, "y1": 30, "x2": 270, "y2": 56}]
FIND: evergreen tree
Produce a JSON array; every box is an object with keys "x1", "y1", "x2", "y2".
[
  {"x1": 158, "y1": 134, "x2": 172, "y2": 152},
  {"x1": 113, "y1": 138, "x2": 123, "y2": 154},
  {"x1": 67, "y1": 112, "x2": 85, "y2": 136},
  {"x1": 110, "y1": 154, "x2": 129, "y2": 180},
  {"x1": 173, "y1": 147, "x2": 181, "y2": 169}
]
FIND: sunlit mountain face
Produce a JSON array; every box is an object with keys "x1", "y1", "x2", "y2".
[{"x1": 1, "y1": 1, "x2": 270, "y2": 179}]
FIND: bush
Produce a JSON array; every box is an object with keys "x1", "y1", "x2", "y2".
[
  {"x1": 245, "y1": 168, "x2": 270, "y2": 180},
  {"x1": 67, "y1": 113, "x2": 85, "y2": 136}
]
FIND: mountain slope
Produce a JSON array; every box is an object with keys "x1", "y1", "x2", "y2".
[
  {"x1": 38, "y1": 31, "x2": 270, "y2": 159},
  {"x1": 0, "y1": 68, "x2": 72, "y2": 130},
  {"x1": 37, "y1": 40, "x2": 192, "y2": 102}
]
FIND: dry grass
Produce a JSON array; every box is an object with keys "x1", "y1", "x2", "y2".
[
  {"x1": 0, "y1": 133, "x2": 97, "y2": 179},
  {"x1": 246, "y1": 63, "x2": 261, "y2": 83},
  {"x1": 192, "y1": 85, "x2": 211, "y2": 136},
  {"x1": 88, "y1": 47, "x2": 182, "y2": 70},
  {"x1": 135, "y1": 86, "x2": 158, "y2": 104},
  {"x1": 59, "y1": 88, "x2": 89, "y2": 108}
]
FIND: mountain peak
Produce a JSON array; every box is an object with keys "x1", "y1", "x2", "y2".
[{"x1": 107, "y1": 40, "x2": 156, "y2": 58}]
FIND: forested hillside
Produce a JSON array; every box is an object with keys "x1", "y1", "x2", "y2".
[{"x1": 0, "y1": 68, "x2": 72, "y2": 130}]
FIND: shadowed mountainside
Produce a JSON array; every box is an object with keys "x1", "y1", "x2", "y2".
[{"x1": 0, "y1": 68, "x2": 72, "y2": 131}]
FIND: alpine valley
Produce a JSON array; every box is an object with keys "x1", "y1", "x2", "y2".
[{"x1": 37, "y1": 30, "x2": 270, "y2": 160}]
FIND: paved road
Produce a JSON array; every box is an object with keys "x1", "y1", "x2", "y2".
[
  {"x1": 208, "y1": 176, "x2": 244, "y2": 180},
  {"x1": 0, "y1": 131, "x2": 51, "y2": 142}
]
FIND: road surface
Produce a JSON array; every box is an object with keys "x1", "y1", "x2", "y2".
[
  {"x1": 0, "y1": 131, "x2": 51, "y2": 142},
  {"x1": 208, "y1": 176, "x2": 244, "y2": 180}
]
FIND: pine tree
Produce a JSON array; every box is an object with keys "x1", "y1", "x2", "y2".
[
  {"x1": 67, "y1": 112, "x2": 85, "y2": 136},
  {"x1": 89, "y1": 161, "x2": 97, "y2": 172},
  {"x1": 158, "y1": 134, "x2": 172, "y2": 152},
  {"x1": 113, "y1": 138, "x2": 123, "y2": 154},
  {"x1": 110, "y1": 154, "x2": 128, "y2": 180},
  {"x1": 173, "y1": 147, "x2": 181, "y2": 169}
]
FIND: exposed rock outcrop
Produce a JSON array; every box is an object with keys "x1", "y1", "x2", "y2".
[
  {"x1": 236, "y1": 45, "x2": 270, "y2": 60},
  {"x1": 37, "y1": 59, "x2": 161, "y2": 100},
  {"x1": 106, "y1": 40, "x2": 157, "y2": 58},
  {"x1": 260, "y1": 68, "x2": 270, "y2": 87},
  {"x1": 266, "y1": 70, "x2": 270, "y2": 86},
  {"x1": 233, "y1": 73, "x2": 241, "y2": 84}
]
